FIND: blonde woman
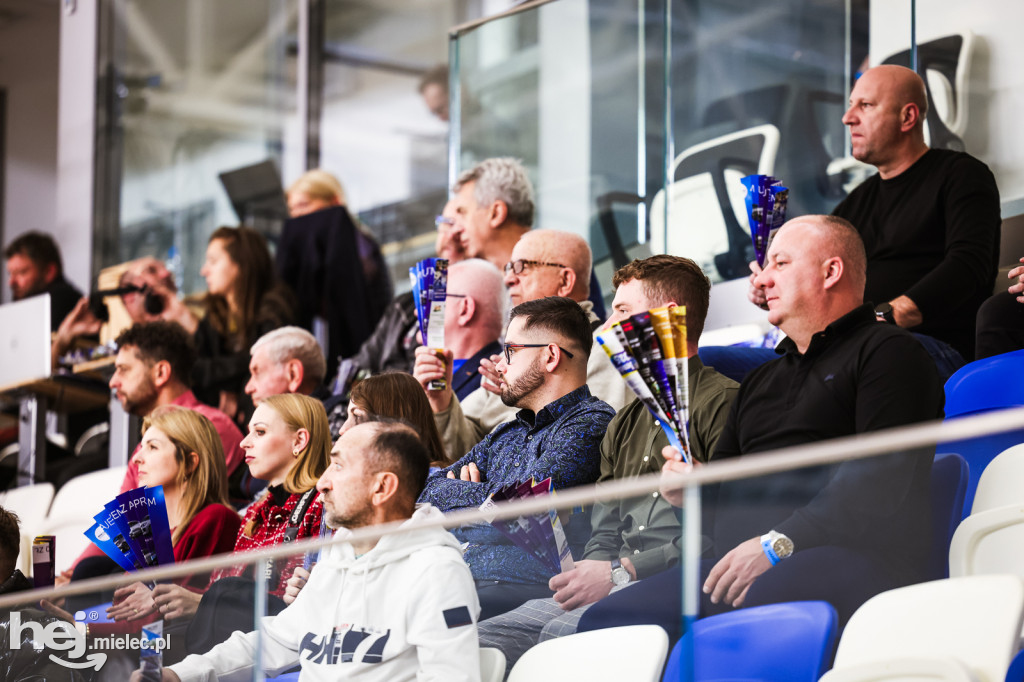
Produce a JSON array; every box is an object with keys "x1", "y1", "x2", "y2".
[
  {"x1": 145, "y1": 394, "x2": 331, "y2": 653},
  {"x1": 205, "y1": 392, "x2": 330, "y2": 595},
  {"x1": 48, "y1": 406, "x2": 241, "y2": 629},
  {"x1": 130, "y1": 405, "x2": 240, "y2": 571},
  {"x1": 286, "y1": 168, "x2": 346, "y2": 217}
]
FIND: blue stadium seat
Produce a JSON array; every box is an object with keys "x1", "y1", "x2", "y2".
[
  {"x1": 941, "y1": 349, "x2": 1024, "y2": 515},
  {"x1": 1006, "y1": 649, "x2": 1024, "y2": 682},
  {"x1": 662, "y1": 601, "x2": 838, "y2": 682},
  {"x1": 928, "y1": 453, "x2": 969, "y2": 580}
]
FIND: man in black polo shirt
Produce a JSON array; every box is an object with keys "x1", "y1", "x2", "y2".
[
  {"x1": 749, "y1": 65, "x2": 1000, "y2": 365},
  {"x1": 580, "y1": 214, "x2": 943, "y2": 632},
  {"x1": 704, "y1": 213, "x2": 943, "y2": 618}
]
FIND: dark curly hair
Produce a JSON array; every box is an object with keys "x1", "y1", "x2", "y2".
[{"x1": 115, "y1": 321, "x2": 197, "y2": 387}]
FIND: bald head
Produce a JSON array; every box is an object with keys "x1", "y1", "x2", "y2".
[
  {"x1": 448, "y1": 258, "x2": 506, "y2": 337},
  {"x1": 754, "y1": 215, "x2": 867, "y2": 351},
  {"x1": 869, "y1": 65, "x2": 928, "y2": 120},
  {"x1": 784, "y1": 215, "x2": 867, "y2": 296},
  {"x1": 508, "y1": 230, "x2": 592, "y2": 303},
  {"x1": 843, "y1": 65, "x2": 930, "y2": 177}
]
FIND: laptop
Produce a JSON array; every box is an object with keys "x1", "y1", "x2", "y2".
[{"x1": 0, "y1": 294, "x2": 52, "y2": 389}]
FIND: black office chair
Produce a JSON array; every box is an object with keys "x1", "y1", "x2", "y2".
[
  {"x1": 650, "y1": 123, "x2": 780, "y2": 282},
  {"x1": 882, "y1": 32, "x2": 974, "y2": 152}
]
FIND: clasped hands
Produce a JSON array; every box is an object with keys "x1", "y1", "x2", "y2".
[{"x1": 548, "y1": 558, "x2": 635, "y2": 612}]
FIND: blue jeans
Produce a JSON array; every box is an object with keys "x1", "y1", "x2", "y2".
[{"x1": 911, "y1": 333, "x2": 965, "y2": 384}]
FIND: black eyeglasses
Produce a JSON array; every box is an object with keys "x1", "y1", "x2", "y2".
[
  {"x1": 502, "y1": 342, "x2": 575, "y2": 364},
  {"x1": 445, "y1": 293, "x2": 466, "y2": 300},
  {"x1": 503, "y1": 259, "x2": 566, "y2": 275}
]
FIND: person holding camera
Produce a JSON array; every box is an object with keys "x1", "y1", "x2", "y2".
[{"x1": 50, "y1": 257, "x2": 178, "y2": 363}]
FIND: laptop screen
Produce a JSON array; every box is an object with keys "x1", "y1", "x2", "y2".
[{"x1": 0, "y1": 294, "x2": 51, "y2": 389}]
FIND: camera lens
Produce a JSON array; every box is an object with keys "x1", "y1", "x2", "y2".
[{"x1": 143, "y1": 291, "x2": 165, "y2": 315}]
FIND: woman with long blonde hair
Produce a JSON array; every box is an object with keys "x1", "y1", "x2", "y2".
[
  {"x1": 133, "y1": 405, "x2": 239, "y2": 556},
  {"x1": 144, "y1": 394, "x2": 332, "y2": 654},
  {"x1": 51, "y1": 407, "x2": 241, "y2": 629}
]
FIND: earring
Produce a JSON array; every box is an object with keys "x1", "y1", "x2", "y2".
[{"x1": 293, "y1": 448, "x2": 300, "y2": 457}]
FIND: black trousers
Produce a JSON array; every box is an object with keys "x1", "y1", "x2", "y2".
[
  {"x1": 577, "y1": 546, "x2": 906, "y2": 642},
  {"x1": 976, "y1": 290, "x2": 1024, "y2": 360}
]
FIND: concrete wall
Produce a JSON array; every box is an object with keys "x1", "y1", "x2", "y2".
[{"x1": 0, "y1": 0, "x2": 61, "y2": 301}]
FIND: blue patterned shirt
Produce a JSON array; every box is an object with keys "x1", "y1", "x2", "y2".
[{"x1": 419, "y1": 385, "x2": 615, "y2": 584}]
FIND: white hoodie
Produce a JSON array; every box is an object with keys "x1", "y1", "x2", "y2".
[{"x1": 170, "y1": 505, "x2": 481, "y2": 682}]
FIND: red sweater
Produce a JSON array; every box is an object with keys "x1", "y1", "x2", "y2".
[
  {"x1": 213, "y1": 486, "x2": 324, "y2": 597},
  {"x1": 73, "y1": 391, "x2": 245, "y2": 570},
  {"x1": 173, "y1": 503, "x2": 243, "y2": 590}
]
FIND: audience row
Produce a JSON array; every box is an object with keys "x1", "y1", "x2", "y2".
[{"x1": 0, "y1": 62, "x2": 1021, "y2": 681}]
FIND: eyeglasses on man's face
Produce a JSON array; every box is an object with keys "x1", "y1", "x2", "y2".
[
  {"x1": 503, "y1": 259, "x2": 566, "y2": 276},
  {"x1": 434, "y1": 215, "x2": 455, "y2": 230},
  {"x1": 502, "y1": 342, "x2": 575, "y2": 365}
]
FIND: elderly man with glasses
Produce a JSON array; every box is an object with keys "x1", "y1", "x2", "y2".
[
  {"x1": 419, "y1": 296, "x2": 615, "y2": 621},
  {"x1": 415, "y1": 229, "x2": 631, "y2": 460}
]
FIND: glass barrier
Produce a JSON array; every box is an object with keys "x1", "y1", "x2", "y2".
[
  {"x1": 97, "y1": 0, "x2": 299, "y2": 296},
  {"x1": 2, "y1": 405, "x2": 1022, "y2": 681},
  {"x1": 82, "y1": 0, "x2": 1024, "y2": 311},
  {"x1": 907, "y1": 0, "x2": 1024, "y2": 274},
  {"x1": 319, "y1": 0, "x2": 462, "y2": 294},
  {"x1": 446, "y1": 0, "x2": 1024, "y2": 348},
  {"x1": 450, "y1": 0, "x2": 664, "y2": 304},
  {"x1": 658, "y1": 0, "x2": 857, "y2": 286}
]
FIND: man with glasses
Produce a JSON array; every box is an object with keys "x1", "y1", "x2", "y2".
[
  {"x1": 419, "y1": 296, "x2": 615, "y2": 620},
  {"x1": 417, "y1": 229, "x2": 630, "y2": 460},
  {"x1": 448, "y1": 157, "x2": 607, "y2": 315}
]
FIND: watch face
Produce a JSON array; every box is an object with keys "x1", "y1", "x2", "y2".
[
  {"x1": 611, "y1": 567, "x2": 631, "y2": 586},
  {"x1": 773, "y1": 536, "x2": 794, "y2": 559}
]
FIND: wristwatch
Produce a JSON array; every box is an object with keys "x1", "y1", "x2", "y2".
[
  {"x1": 760, "y1": 530, "x2": 794, "y2": 565},
  {"x1": 874, "y1": 302, "x2": 896, "y2": 324},
  {"x1": 610, "y1": 558, "x2": 632, "y2": 586}
]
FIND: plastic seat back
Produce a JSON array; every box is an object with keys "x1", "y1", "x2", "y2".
[
  {"x1": 479, "y1": 647, "x2": 506, "y2": 682},
  {"x1": 662, "y1": 601, "x2": 838, "y2": 682},
  {"x1": 509, "y1": 625, "x2": 668, "y2": 682},
  {"x1": 928, "y1": 453, "x2": 969, "y2": 579},
  {"x1": 0, "y1": 482, "x2": 55, "y2": 535},
  {"x1": 941, "y1": 350, "x2": 1024, "y2": 515},
  {"x1": 970, "y1": 444, "x2": 1024, "y2": 515},
  {"x1": 48, "y1": 466, "x2": 128, "y2": 523},
  {"x1": 826, "y1": 575, "x2": 1024, "y2": 682},
  {"x1": 945, "y1": 350, "x2": 1024, "y2": 419},
  {"x1": 946, "y1": 446, "x2": 1024, "y2": 585}
]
